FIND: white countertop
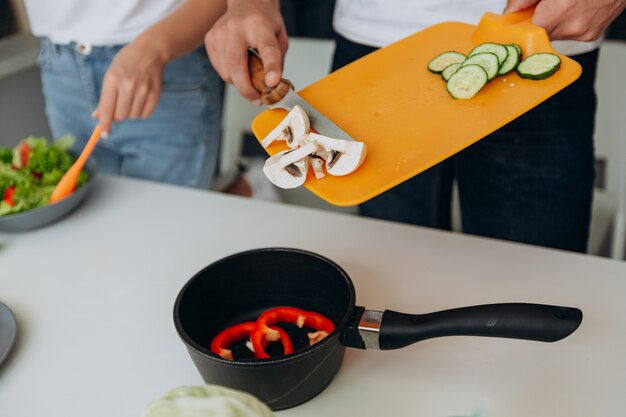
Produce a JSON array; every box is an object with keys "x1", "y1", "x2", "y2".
[{"x1": 1, "y1": 175, "x2": 625, "y2": 417}]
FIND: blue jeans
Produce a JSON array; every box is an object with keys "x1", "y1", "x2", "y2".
[
  {"x1": 37, "y1": 38, "x2": 223, "y2": 189},
  {"x1": 333, "y1": 34, "x2": 598, "y2": 253}
]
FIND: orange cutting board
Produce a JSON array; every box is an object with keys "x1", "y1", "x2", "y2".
[{"x1": 251, "y1": 9, "x2": 582, "y2": 206}]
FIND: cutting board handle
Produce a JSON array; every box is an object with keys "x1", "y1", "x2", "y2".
[
  {"x1": 471, "y1": 7, "x2": 553, "y2": 54},
  {"x1": 500, "y1": 7, "x2": 535, "y2": 24},
  {"x1": 248, "y1": 49, "x2": 294, "y2": 105}
]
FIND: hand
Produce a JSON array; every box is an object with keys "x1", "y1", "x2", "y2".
[
  {"x1": 204, "y1": 0, "x2": 288, "y2": 102},
  {"x1": 93, "y1": 42, "x2": 166, "y2": 135},
  {"x1": 504, "y1": 0, "x2": 626, "y2": 41}
]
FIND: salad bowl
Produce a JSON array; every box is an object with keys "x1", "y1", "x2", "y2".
[{"x1": 0, "y1": 157, "x2": 96, "y2": 233}]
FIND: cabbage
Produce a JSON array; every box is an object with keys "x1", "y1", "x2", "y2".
[{"x1": 141, "y1": 385, "x2": 275, "y2": 417}]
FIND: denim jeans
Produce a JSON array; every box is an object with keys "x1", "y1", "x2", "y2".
[
  {"x1": 37, "y1": 38, "x2": 223, "y2": 189},
  {"x1": 333, "y1": 34, "x2": 598, "y2": 253}
]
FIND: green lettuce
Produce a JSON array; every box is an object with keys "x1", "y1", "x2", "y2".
[
  {"x1": 141, "y1": 385, "x2": 275, "y2": 417},
  {"x1": 0, "y1": 135, "x2": 89, "y2": 216}
]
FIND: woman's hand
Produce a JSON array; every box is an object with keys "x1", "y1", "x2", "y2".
[
  {"x1": 93, "y1": 42, "x2": 166, "y2": 136},
  {"x1": 504, "y1": 0, "x2": 626, "y2": 41},
  {"x1": 204, "y1": 0, "x2": 288, "y2": 103}
]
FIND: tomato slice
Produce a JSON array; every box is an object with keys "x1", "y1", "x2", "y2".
[{"x1": 3, "y1": 186, "x2": 16, "y2": 206}]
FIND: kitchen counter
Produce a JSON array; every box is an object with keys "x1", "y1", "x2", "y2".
[{"x1": 1, "y1": 175, "x2": 625, "y2": 417}]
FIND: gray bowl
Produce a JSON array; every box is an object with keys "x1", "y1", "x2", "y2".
[
  {"x1": 0, "y1": 158, "x2": 96, "y2": 232},
  {"x1": 0, "y1": 301, "x2": 17, "y2": 368}
]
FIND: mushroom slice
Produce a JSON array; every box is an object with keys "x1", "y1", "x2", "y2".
[
  {"x1": 308, "y1": 155, "x2": 326, "y2": 179},
  {"x1": 262, "y1": 141, "x2": 318, "y2": 189},
  {"x1": 307, "y1": 330, "x2": 330, "y2": 345},
  {"x1": 260, "y1": 105, "x2": 310, "y2": 149},
  {"x1": 307, "y1": 133, "x2": 367, "y2": 176}
]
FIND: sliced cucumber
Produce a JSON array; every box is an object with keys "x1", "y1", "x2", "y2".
[
  {"x1": 461, "y1": 52, "x2": 499, "y2": 81},
  {"x1": 517, "y1": 52, "x2": 561, "y2": 80},
  {"x1": 512, "y1": 43, "x2": 522, "y2": 57},
  {"x1": 446, "y1": 64, "x2": 488, "y2": 99},
  {"x1": 441, "y1": 62, "x2": 462, "y2": 81},
  {"x1": 469, "y1": 42, "x2": 508, "y2": 66},
  {"x1": 428, "y1": 51, "x2": 467, "y2": 74},
  {"x1": 498, "y1": 44, "x2": 521, "y2": 75}
]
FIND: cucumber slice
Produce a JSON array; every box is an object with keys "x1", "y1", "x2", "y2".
[
  {"x1": 498, "y1": 44, "x2": 521, "y2": 75},
  {"x1": 517, "y1": 52, "x2": 561, "y2": 80},
  {"x1": 469, "y1": 42, "x2": 508, "y2": 66},
  {"x1": 441, "y1": 62, "x2": 462, "y2": 81},
  {"x1": 446, "y1": 64, "x2": 488, "y2": 99},
  {"x1": 428, "y1": 51, "x2": 467, "y2": 74},
  {"x1": 512, "y1": 43, "x2": 522, "y2": 57},
  {"x1": 461, "y1": 52, "x2": 499, "y2": 81}
]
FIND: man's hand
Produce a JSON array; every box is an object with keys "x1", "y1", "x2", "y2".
[
  {"x1": 504, "y1": 0, "x2": 626, "y2": 41},
  {"x1": 93, "y1": 42, "x2": 165, "y2": 136},
  {"x1": 204, "y1": 0, "x2": 288, "y2": 103}
]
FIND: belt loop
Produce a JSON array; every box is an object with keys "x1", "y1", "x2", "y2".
[{"x1": 42, "y1": 37, "x2": 58, "y2": 56}]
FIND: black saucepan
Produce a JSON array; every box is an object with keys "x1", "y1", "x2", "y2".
[{"x1": 173, "y1": 248, "x2": 582, "y2": 411}]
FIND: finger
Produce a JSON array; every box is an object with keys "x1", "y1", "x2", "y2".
[
  {"x1": 205, "y1": 29, "x2": 231, "y2": 83},
  {"x1": 256, "y1": 34, "x2": 284, "y2": 87},
  {"x1": 503, "y1": 0, "x2": 539, "y2": 14},
  {"x1": 141, "y1": 90, "x2": 160, "y2": 119},
  {"x1": 225, "y1": 35, "x2": 261, "y2": 101},
  {"x1": 113, "y1": 80, "x2": 135, "y2": 121},
  {"x1": 277, "y1": 26, "x2": 289, "y2": 70},
  {"x1": 97, "y1": 77, "x2": 118, "y2": 135},
  {"x1": 530, "y1": 1, "x2": 560, "y2": 38},
  {"x1": 129, "y1": 85, "x2": 149, "y2": 119}
]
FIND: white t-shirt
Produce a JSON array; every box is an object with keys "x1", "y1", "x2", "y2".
[
  {"x1": 23, "y1": 0, "x2": 184, "y2": 45},
  {"x1": 333, "y1": 0, "x2": 601, "y2": 56}
]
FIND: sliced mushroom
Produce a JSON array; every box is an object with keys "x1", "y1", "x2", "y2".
[
  {"x1": 216, "y1": 349, "x2": 234, "y2": 361},
  {"x1": 307, "y1": 133, "x2": 367, "y2": 176},
  {"x1": 308, "y1": 155, "x2": 326, "y2": 179},
  {"x1": 260, "y1": 105, "x2": 310, "y2": 149},
  {"x1": 262, "y1": 141, "x2": 318, "y2": 188},
  {"x1": 307, "y1": 330, "x2": 330, "y2": 345}
]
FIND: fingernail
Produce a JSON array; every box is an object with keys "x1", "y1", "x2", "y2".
[
  {"x1": 252, "y1": 99, "x2": 262, "y2": 106},
  {"x1": 101, "y1": 130, "x2": 109, "y2": 139},
  {"x1": 91, "y1": 111, "x2": 97, "y2": 119},
  {"x1": 266, "y1": 71, "x2": 278, "y2": 85}
]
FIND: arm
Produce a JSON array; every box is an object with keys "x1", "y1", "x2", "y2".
[
  {"x1": 94, "y1": 0, "x2": 227, "y2": 136},
  {"x1": 204, "y1": 0, "x2": 288, "y2": 103},
  {"x1": 504, "y1": 0, "x2": 626, "y2": 41}
]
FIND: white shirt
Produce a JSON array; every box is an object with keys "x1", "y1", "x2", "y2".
[
  {"x1": 23, "y1": 0, "x2": 184, "y2": 45},
  {"x1": 333, "y1": 0, "x2": 601, "y2": 56}
]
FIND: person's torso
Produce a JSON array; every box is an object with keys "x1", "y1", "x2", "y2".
[
  {"x1": 24, "y1": 0, "x2": 184, "y2": 45},
  {"x1": 333, "y1": 0, "x2": 601, "y2": 55}
]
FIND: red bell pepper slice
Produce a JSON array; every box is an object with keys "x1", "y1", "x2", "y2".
[
  {"x1": 3, "y1": 186, "x2": 16, "y2": 207},
  {"x1": 210, "y1": 321, "x2": 293, "y2": 361},
  {"x1": 20, "y1": 143, "x2": 32, "y2": 167},
  {"x1": 251, "y1": 307, "x2": 335, "y2": 358}
]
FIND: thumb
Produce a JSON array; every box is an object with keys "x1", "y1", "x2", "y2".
[{"x1": 503, "y1": 0, "x2": 539, "y2": 14}]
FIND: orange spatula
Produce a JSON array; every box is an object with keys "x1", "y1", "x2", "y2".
[{"x1": 49, "y1": 125, "x2": 102, "y2": 204}]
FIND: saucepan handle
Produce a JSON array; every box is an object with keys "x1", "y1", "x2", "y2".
[{"x1": 378, "y1": 303, "x2": 582, "y2": 350}]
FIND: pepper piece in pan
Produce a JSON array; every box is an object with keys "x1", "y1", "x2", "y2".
[
  {"x1": 210, "y1": 321, "x2": 294, "y2": 361},
  {"x1": 251, "y1": 307, "x2": 335, "y2": 359}
]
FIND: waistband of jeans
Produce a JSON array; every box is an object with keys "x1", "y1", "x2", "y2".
[{"x1": 39, "y1": 37, "x2": 126, "y2": 57}]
